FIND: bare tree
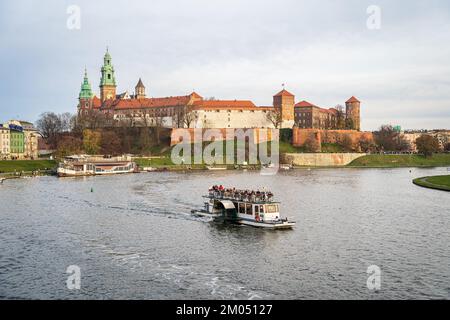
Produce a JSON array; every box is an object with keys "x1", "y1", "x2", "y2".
[
  {"x1": 153, "y1": 115, "x2": 166, "y2": 144},
  {"x1": 77, "y1": 110, "x2": 109, "y2": 130},
  {"x1": 374, "y1": 124, "x2": 409, "y2": 152},
  {"x1": 416, "y1": 134, "x2": 440, "y2": 157},
  {"x1": 36, "y1": 112, "x2": 63, "y2": 148},
  {"x1": 266, "y1": 108, "x2": 282, "y2": 129},
  {"x1": 335, "y1": 105, "x2": 346, "y2": 130},
  {"x1": 182, "y1": 106, "x2": 196, "y2": 128}
]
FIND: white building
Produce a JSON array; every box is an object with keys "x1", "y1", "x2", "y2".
[
  {"x1": 0, "y1": 124, "x2": 10, "y2": 159},
  {"x1": 191, "y1": 100, "x2": 275, "y2": 129}
]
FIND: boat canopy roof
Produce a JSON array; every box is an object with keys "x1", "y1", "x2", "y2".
[{"x1": 218, "y1": 200, "x2": 236, "y2": 210}]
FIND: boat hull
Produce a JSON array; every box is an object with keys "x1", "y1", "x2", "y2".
[{"x1": 238, "y1": 220, "x2": 296, "y2": 229}]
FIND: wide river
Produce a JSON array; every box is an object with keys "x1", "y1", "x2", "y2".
[{"x1": 0, "y1": 167, "x2": 449, "y2": 299}]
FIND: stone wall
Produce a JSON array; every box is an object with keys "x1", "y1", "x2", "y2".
[
  {"x1": 282, "y1": 153, "x2": 367, "y2": 167},
  {"x1": 292, "y1": 127, "x2": 373, "y2": 151},
  {"x1": 170, "y1": 128, "x2": 279, "y2": 146}
]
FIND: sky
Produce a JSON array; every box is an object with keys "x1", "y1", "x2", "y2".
[{"x1": 0, "y1": 0, "x2": 449, "y2": 131}]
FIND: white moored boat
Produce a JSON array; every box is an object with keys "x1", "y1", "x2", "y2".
[
  {"x1": 191, "y1": 186, "x2": 295, "y2": 230},
  {"x1": 57, "y1": 155, "x2": 137, "y2": 177}
]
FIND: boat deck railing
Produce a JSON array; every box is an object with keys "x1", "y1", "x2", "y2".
[{"x1": 205, "y1": 191, "x2": 275, "y2": 203}]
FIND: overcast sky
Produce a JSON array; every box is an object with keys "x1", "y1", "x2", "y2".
[{"x1": 1, "y1": 0, "x2": 449, "y2": 130}]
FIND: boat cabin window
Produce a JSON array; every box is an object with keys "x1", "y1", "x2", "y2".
[
  {"x1": 246, "y1": 203, "x2": 252, "y2": 215},
  {"x1": 255, "y1": 205, "x2": 259, "y2": 214},
  {"x1": 239, "y1": 203, "x2": 245, "y2": 214},
  {"x1": 265, "y1": 204, "x2": 279, "y2": 213}
]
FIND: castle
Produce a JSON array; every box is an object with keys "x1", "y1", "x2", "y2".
[{"x1": 77, "y1": 49, "x2": 361, "y2": 131}]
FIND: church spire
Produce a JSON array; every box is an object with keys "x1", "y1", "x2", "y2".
[
  {"x1": 135, "y1": 78, "x2": 146, "y2": 99},
  {"x1": 79, "y1": 68, "x2": 93, "y2": 99},
  {"x1": 100, "y1": 47, "x2": 117, "y2": 101}
]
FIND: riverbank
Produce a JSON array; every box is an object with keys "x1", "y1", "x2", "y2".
[
  {"x1": 348, "y1": 154, "x2": 450, "y2": 168},
  {"x1": 413, "y1": 175, "x2": 450, "y2": 192},
  {"x1": 0, "y1": 160, "x2": 57, "y2": 174}
]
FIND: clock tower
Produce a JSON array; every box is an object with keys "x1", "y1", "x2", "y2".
[{"x1": 100, "y1": 48, "x2": 117, "y2": 101}]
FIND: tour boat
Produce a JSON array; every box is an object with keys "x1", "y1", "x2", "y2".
[
  {"x1": 191, "y1": 186, "x2": 295, "y2": 229},
  {"x1": 57, "y1": 155, "x2": 137, "y2": 177}
]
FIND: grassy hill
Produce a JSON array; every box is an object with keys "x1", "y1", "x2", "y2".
[
  {"x1": 413, "y1": 175, "x2": 450, "y2": 191},
  {"x1": 348, "y1": 154, "x2": 450, "y2": 168},
  {"x1": 0, "y1": 160, "x2": 57, "y2": 173}
]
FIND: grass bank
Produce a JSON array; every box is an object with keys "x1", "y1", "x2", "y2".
[
  {"x1": 413, "y1": 175, "x2": 450, "y2": 192},
  {"x1": 0, "y1": 160, "x2": 57, "y2": 174},
  {"x1": 348, "y1": 154, "x2": 450, "y2": 168}
]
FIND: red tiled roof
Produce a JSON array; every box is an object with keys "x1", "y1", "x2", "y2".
[
  {"x1": 346, "y1": 96, "x2": 360, "y2": 103},
  {"x1": 190, "y1": 92, "x2": 203, "y2": 99},
  {"x1": 92, "y1": 96, "x2": 102, "y2": 109},
  {"x1": 295, "y1": 100, "x2": 318, "y2": 108},
  {"x1": 192, "y1": 100, "x2": 274, "y2": 111},
  {"x1": 295, "y1": 100, "x2": 337, "y2": 115},
  {"x1": 274, "y1": 89, "x2": 295, "y2": 97},
  {"x1": 101, "y1": 95, "x2": 191, "y2": 110}
]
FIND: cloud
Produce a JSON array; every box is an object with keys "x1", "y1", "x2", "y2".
[{"x1": 0, "y1": 0, "x2": 449, "y2": 130}]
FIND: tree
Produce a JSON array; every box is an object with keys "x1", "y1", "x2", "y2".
[
  {"x1": 100, "y1": 130, "x2": 122, "y2": 155},
  {"x1": 59, "y1": 112, "x2": 73, "y2": 132},
  {"x1": 359, "y1": 136, "x2": 376, "y2": 153},
  {"x1": 78, "y1": 110, "x2": 109, "y2": 129},
  {"x1": 153, "y1": 115, "x2": 165, "y2": 144},
  {"x1": 444, "y1": 142, "x2": 450, "y2": 152},
  {"x1": 335, "y1": 105, "x2": 346, "y2": 130},
  {"x1": 55, "y1": 135, "x2": 83, "y2": 158},
  {"x1": 341, "y1": 134, "x2": 355, "y2": 152},
  {"x1": 415, "y1": 134, "x2": 440, "y2": 157},
  {"x1": 373, "y1": 125, "x2": 409, "y2": 152},
  {"x1": 82, "y1": 129, "x2": 101, "y2": 154},
  {"x1": 36, "y1": 112, "x2": 63, "y2": 149},
  {"x1": 345, "y1": 118, "x2": 355, "y2": 130},
  {"x1": 304, "y1": 135, "x2": 320, "y2": 152},
  {"x1": 266, "y1": 108, "x2": 282, "y2": 129},
  {"x1": 172, "y1": 105, "x2": 196, "y2": 129}
]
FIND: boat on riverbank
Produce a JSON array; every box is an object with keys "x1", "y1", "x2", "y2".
[
  {"x1": 191, "y1": 186, "x2": 295, "y2": 229},
  {"x1": 57, "y1": 155, "x2": 137, "y2": 177}
]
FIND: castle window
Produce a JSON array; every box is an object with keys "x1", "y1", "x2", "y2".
[{"x1": 108, "y1": 74, "x2": 111, "y2": 79}]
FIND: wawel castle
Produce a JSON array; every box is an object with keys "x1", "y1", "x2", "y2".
[{"x1": 77, "y1": 49, "x2": 361, "y2": 131}]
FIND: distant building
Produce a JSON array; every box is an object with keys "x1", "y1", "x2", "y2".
[
  {"x1": 0, "y1": 125, "x2": 10, "y2": 159},
  {"x1": 294, "y1": 96, "x2": 361, "y2": 131},
  {"x1": 0, "y1": 120, "x2": 39, "y2": 160},
  {"x1": 403, "y1": 130, "x2": 450, "y2": 152},
  {"x1": 77, "y1": 49, "x2": 361, "y2": 131}
]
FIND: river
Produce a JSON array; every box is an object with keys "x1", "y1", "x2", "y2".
[{"x1": 0, "y1": 167, "x2": 449, "y2": 299}]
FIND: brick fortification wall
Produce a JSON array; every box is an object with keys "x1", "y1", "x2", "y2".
[
  {"x1": 171, "y1": 128, "x2": 279, "y2": 146},
  {"x1": 292, "y1": 128, "x2": 373, "y2": 152}
]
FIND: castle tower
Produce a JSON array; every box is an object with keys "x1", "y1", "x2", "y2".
[
  {"x1": 135, "y1": 78, "x2": 146, "y2": 99},
  {"x1": 273, "y1": 89, "x2": 295, "y2": 128},
  {"x1": 345, "y1": 96, "x2": 361, "y2": 131},
  {"x1": 100, "y1": 48, "x2": 117, "y2": 101},
  {"x1": 78, "y1": 68, "x2": 94, "y2": 114}
]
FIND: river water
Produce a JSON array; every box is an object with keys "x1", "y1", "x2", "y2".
[{"x1": 0, "y1": 168, "x2": 449, "y2": 300}]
